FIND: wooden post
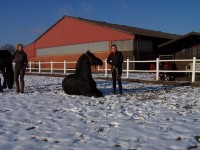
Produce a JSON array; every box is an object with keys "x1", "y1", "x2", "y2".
[
  {"x1": 126, "y1": 59, "x2": 129, "y2": 78},
  {"x1": 192, "y1": 57, "x2": 196, "y2": 82},
  {"x1": 64, "y1": 60, "x2": 66, "y2": 74},
  {"x1": 105, "y1": 59, "x2": 108, "y2": 77},
  {"x1": 29, "y1": 61, "x2": 32, "y2": 73},
  {"x1": 51, "y1": 61, "x2": 53, "y2": 74},
  {"x1": 156, "y1": 58, "x2": 159, "y2": 81},
  {"x1": 39, "y1": 61, "x2": 41, "y2": 73}
]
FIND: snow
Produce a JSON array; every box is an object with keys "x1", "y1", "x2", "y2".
[{"x1": 0, "y1": 74, "x2": 200, "y2": 150}]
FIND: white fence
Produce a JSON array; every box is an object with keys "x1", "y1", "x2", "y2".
[{"x1": 26, "y1": 57, "x2": 200, "y2": 82}]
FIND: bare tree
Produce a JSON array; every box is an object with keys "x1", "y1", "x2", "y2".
[{"x1": 0, "y1": 44, "x2": 15, "y2": 54}]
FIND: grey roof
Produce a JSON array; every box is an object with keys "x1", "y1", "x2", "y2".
[{"x1": 72, "y1": 16, "x2": 179, "y2": 39}]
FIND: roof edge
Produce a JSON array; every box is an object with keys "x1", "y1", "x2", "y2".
[
  {"x1": 65, "y1": 15, "x2": 179, "y2": 39},
  {"x1": 158, "y1": 32, "x2": 200, "y2": 48}
]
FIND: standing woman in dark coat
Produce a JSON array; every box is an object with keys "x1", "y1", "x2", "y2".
[
  {"x1": 13, "y1": 44, "x2": 28, "y2": 93},
  {"x1": 107, "y1": 44, "x2": 124, "y2": 94}
]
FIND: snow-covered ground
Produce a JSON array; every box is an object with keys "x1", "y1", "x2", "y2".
[{"x1": 0, "y1": 74, "x2": 200, "y2": 150}]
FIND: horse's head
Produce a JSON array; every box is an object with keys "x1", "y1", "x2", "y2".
[{"x1": 85, "y1": 51, "x2": 103, "y2": 66}]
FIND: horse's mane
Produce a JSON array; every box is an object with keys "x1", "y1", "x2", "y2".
[{"x1": 75, "y1": 53, "x2": 91, "y2": 77}]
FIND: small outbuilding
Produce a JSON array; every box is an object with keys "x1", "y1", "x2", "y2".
[{"x1": 158, "y1": 32, "x2": 200, "y2": 70}]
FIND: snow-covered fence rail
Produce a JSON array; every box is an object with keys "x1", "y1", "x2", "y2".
[{"x1": 26, "y1": 57, "x2": 200, "y2": 82}]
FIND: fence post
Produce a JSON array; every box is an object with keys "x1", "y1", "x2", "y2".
[
  {"x1": 39, "y1": 61, "x2": 41, "y2": 73},
  {"x1": 126, "y1": 58, "x2": 129, "y2": 78},
  {"x1": 64, "y1": 60, "x2": 66, "y2": 74},
  {"x1": 51, "y1": 61, "x2": 53, "y2": 74},
  {"x1": 156, "y1": 58, "x2": 159, "y2": 80},
  {"x1": 192, "y1": 57, "x2": 196, "y2": 82},
  {"x1": 105, "y1": 59, "x2": 108, "y2": 77},
  {"x1": 29, "y1": 61, "x2": 32, "y2": 73}
]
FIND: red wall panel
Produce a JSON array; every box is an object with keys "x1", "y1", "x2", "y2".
[
  {"x1": 25, "y1": 16, "x2": 135, "y2": 62},
  {"x1": 24, "y1": 43, "x2": 35, "y2": 58},
  {"x1": 34, "y1": 17, "x2": 134, "y2": 49}
]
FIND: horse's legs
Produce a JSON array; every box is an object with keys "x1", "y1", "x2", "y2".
[
  {"x1": 83, "y1": 87, "x2": 103, "y2": 97},
  {"x1": 2, "y1": 69, "x2": 7, "y2": 89},
  {"x1": 84, "y1": 91, "x2": 102, "y2": 97},
  {"x1": 93, "y1": 88, "x2": 103, "y2": 97},
  {"x1": 95, "y1": 89, "x2": 103, "y2": 97},
  {"x1": 7, "y1": 65, "x2": 14, "y2": 89},
  {"x1": 0, "y1": 78, "x2": 3, "y2": 92}
]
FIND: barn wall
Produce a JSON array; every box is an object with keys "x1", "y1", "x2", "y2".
[
  {"x1": 24, "y1": 43, "x2": 35, "y2": 58},
  {"x1": 24, "y1": 16, "x2": 175, "y2": 71},
  {"x1": 34, "y1": 17, "x2": 134, "y2": 49},
  {"x1": 25, "y1": 17, "x2": 134, "y2": 64},
  {"x1": 175, "y1": 44, "x2": 200, "y2": 70}
]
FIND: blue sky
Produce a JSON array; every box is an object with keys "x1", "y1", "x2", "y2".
[{"x1": 0, "y1": 0, "x2": 200, "y2": 47}]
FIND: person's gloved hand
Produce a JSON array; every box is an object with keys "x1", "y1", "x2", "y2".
[
  {"x1": 111, "y1": 66, "x2": 116, "y2": 72},
  {"x1": 23, "y1": 63, "x2": 27, "y2": 70},
  {"x1": 117, "y1": 75, "x2": 121, "y2": 80}
]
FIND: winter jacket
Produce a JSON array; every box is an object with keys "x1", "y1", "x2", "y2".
[
  {"x1": 107, "y1": 51, "x2": 123, "y2": 71},
  {"x1": 13, "y1": 50, "x2": 28, "y2": 69}
]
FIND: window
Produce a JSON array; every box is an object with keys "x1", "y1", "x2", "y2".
[
  {"x1": 112, "y1": 40, "x2": 133, "y2": 51},
  {"x1": 159, "y1": 55, "x2": 174, "y2": 60},
  {"x1": 180, "y1": 48, "x2": 190, "y2": 59},
  {"x1": 36, "y1": 41, "x2": 109, "y2": 56},
  {"x1": 193, "y1": 47, "x2": 200, "y2": 59}
]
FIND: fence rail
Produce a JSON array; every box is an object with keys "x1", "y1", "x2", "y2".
[{"x1": 25, "y1": 57, "x2": 200, "y2": 82}]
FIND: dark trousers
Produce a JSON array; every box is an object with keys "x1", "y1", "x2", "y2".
[
  {"x1": 14, "y1": 67, "x2": 25, "y2": 93},
  {"x1": 112, "y1": 68, "x2": 122, "y2": 94}
]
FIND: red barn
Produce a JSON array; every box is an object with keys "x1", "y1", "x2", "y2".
[{"x1": 24, "y1": 16, "x2": 179, "y2": 70}]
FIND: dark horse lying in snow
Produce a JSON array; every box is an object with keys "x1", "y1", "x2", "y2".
[
  {"x1": 0, "y1": 50, "x2": 14, "y2": 92},
  {"x1": 62, "y1": 51, "x2": 103, "y2": 97}
]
